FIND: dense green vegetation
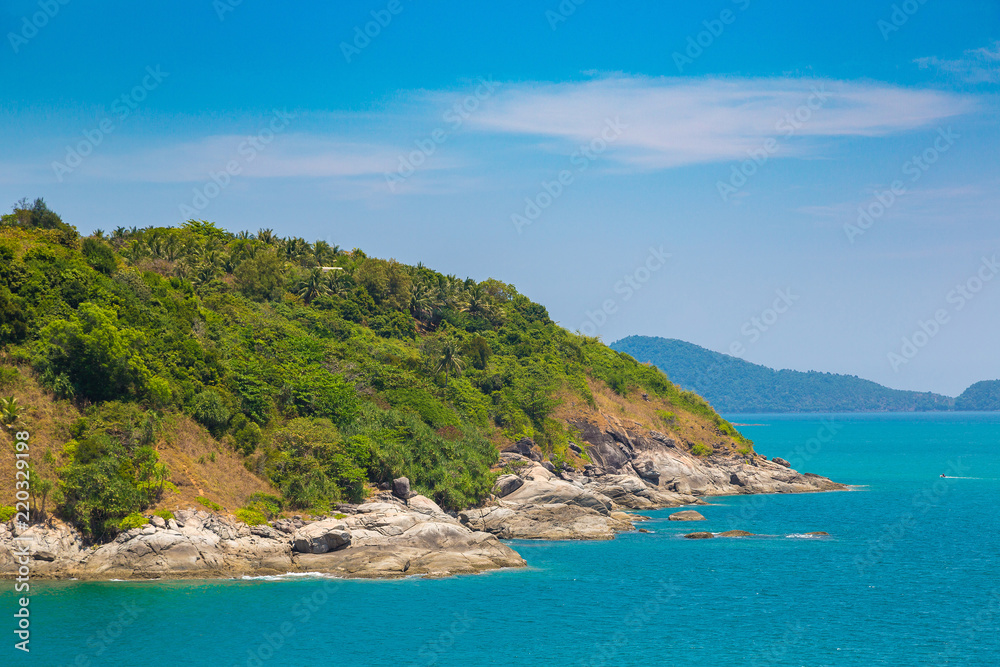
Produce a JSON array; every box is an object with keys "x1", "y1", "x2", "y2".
[
  {"x1": 955, "y1": 380, "x2": 1000, "y2": 411},
  {"x1": 0, "y1": 199, "x2": 734, "y2": 538},
  {"x1": 612, "y1": 336, "x2": 958, "y2": 413}
]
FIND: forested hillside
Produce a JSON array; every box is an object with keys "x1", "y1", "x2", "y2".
[
  {"x1": 611, "y1": 336, "x2": 956, "y2": 413},
  {"x1": 955, "y1": 380, "x2": 1000, "y2": 411},
  {"x1": 0, "y1": 199, "x2": 747, "y2": 541}
]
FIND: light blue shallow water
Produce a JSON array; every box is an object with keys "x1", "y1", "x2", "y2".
[{"x1": 4, "y1": 413, "x2": 1000, "y2": 666}]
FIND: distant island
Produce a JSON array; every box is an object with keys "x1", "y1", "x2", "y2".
[{"x1": 611, "y1": 336, "x2": 1000, "y2": 413}]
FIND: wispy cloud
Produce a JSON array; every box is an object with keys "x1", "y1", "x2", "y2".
[
  {"x1": 915, "y1": 42, "x2": 1000, "y2": 84},
  {"x1": 466, "y1": 76, "x2": 976, "y2": 169}
]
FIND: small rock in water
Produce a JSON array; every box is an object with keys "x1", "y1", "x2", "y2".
[
  {"x1": 718, "y1": 530, "x2": 753, "y2": 537},
  {"x1": 684, "y1": 532, "x2": 714, "y2": 539},
  {"x1": 638, "y1": 528, "x2": 651, "y2": 533},
  {"x1": 668, "y1": 510, "x2": 706, "y2": 521},
  {"x1": 806, "y1": 531, "x2": 829, "y2": 536}
]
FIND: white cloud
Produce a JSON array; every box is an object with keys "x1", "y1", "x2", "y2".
[
  {"x1": 465, "y1": 76, "x2": 975, "y2": 169},
  {"x1": 915, "y1": 42, "x2": 1000, "y2": 84}
]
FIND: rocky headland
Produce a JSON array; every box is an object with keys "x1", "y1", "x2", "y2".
[{"x1": 0, "y1": 413, "x2": 842, "y2": 581}]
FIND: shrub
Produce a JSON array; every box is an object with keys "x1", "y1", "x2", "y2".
[
  {"x1": 191, "y1": 389, "x2": 231, "y2": 436},
  {"x1": 245, "y1": 493, "x2": 282, "y2": 518},
  {"x1": 370, "y1": 312, "x2": 415, "y2": 339},
  {"x1": 235, "y1": 507, "x2": 268, "y2": 526},
  {"x1": 118, "y1": 513, "x2": 148, "y2": 530},
  {"x1": 0, "y1": 506, "x2": 16, "y2": 522},
  {"x1": 656, "y1": 410, "x2": 676, "y2": 427},
  {"x1": 196, "y1": 496, "x2": 223, "y2": 512},
  {"x1": 232, "y1": 417, "x2": 263, "y2": 455},
  {"x1": 0, "y1": 367, "x2": 19, "y2": 390},
  {"x1": 148, "y1": 377, "x2": 172, "y2": 408},
  {"x1": 690, "y1": 442, "x2": 713, "y2": 457},
  {"x1": 82, "y1": 237, "x2": 117, "y2": 275},
  {"x1": 153, "y1": 509, "x2": 174, "y2": 521}
]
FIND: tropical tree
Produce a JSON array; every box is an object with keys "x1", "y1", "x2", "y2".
[
  {"x1": 0, "y1": 395, "x2": 23, "y2": 426},
  {"x1": 435, "y1": 338, "x2": 464, "y2": 384},
  {"x1": 296, "y1": 268, "x2": 329, "y2": 305}
]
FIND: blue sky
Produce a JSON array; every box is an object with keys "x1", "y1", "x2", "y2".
[{"x1": 2, "y1": 0, "x2": 998, "y2": 396}]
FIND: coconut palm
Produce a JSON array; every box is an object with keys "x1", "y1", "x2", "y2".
[
  {"x1": 435, "y1": 339, "x2": 464, "y2": 384},
  {"x1": 257, "y1": 228, "x2": 277, "y2": 245},
  {"x1": 0, "y1": 396, "x2": 23, "y2": 426},
  {"x1": 409, "y1": 283, "x2": 434, "y2": 322},
  {"x1": 296, "y1": 268, "x2": 329, "y2": 304}
]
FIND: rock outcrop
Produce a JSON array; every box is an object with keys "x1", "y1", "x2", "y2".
[
  {"x1": 0, "y1": 496, "x2": 524, "y2": 581},
  {"x1": 457, "y1": 413, "x2": 842, "y2": 541}
]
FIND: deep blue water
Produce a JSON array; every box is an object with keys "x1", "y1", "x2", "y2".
[{"x1": 5, "y1": 413, "x2": 1000, "y2": 666}]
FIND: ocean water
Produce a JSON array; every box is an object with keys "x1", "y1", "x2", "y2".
[{"x1": 4, "y1": 413, "x2": 1000, "y2": 666}]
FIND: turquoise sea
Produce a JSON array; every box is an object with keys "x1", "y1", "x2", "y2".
[{"x1": 5, "y1": 413, "x2": 1000, "y2": 666}]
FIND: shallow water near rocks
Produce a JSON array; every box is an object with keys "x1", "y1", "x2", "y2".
[{"x1": 4, "y1": 413, "x2": 999, "y2": 666}]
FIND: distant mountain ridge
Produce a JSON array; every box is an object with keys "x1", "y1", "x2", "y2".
[
  {"x1": 610, "y1": 336, "x2": 993, "y2": 413},
  {"x1": 955, "y1": 380, "x2": 1000, "y2": 411}
]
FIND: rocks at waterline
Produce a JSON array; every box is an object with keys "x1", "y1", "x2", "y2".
[
  {"x1": 684, "y1": 532, "x2": 715, "y2": 539},
  {"x1": 668, "y1": 510, "x2": 706, "y2": 521},
  {"x1": 0, "y1": 496, "x2": 524, "y2": 580}
]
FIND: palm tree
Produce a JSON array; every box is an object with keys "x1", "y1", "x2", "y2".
[
  {"x1": 257, "y1": 228, "x2": 276, "y2": 245},
  {"x1": 409, "y1": 283, "x2": 434, "y2": 322},
  {"x1": 0, "y1": 396, "x2": 23, "y2": 426},
  {"x1": 296, "y1": 268, "x2": 329, "y2": 304},
  {"x1": 435, "y1": 339, "x2": 464, "y2": 384}
]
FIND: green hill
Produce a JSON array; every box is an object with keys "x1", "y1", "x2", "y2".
[
  {"x1": 955, "y1": 380, "x2": 1000, "y2": 411},
  {"x1": 610, "y1": 335, "x2": 956, "y2": 413},
  {"x1": 0, "y1": 199, "x2": 748, "y2": 539}
]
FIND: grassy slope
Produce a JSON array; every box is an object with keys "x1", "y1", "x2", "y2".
[{"x1": 0, "y1": 369, "x2": 276, "y2": 511}]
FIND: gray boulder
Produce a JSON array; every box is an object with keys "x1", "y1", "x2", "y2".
[
  {"x1": 392, "y1": 477, "x2": 412, "y2": 500},
  {"x1": 668, "y1": 510, "x2": 706, "y2": 521},
  {"x1": 494, "y1": 474, "x2": 524, "y2": 498},
  {"x1": 291, "y1": 520, "x2": 351, "y2": 554}
]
